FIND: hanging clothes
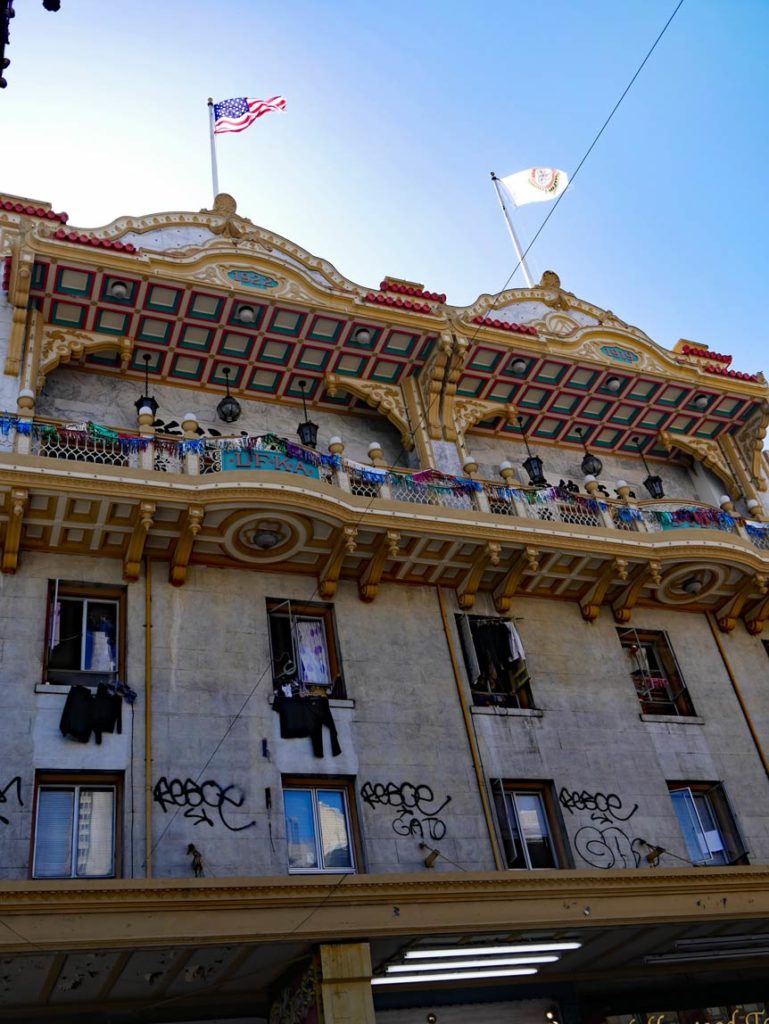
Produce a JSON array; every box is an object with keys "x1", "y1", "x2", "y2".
[
  {"x1": 459, "y1": 614, "x2": 481, "y2": 685},
  {"x1": 59, "y1": 685, "x2": 95, "y2": 743},
  {"x1": 91, "y1": 683, "x2": 122, "y2": 744},
  {"x1": 295, "y1": 619, "x2": 332, "y2": 686},
  {"x1": 272, "y1": 691, "x2": 341, "y2": 758},
  {"x1": 506, "y1": 620, "x2": 526, "y2": 661}
]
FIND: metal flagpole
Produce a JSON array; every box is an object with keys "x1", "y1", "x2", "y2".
[
  {"x1": 490, "y1": 172, "x2": 534, "y2": 288},
  {"x1": 207, "y1": 98, "x2": 220, "y2": 201}
]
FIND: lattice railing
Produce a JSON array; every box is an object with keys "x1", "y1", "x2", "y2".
[
  {"x1": 348, "y1": 469, "x2": 383, "y2": 499},
  {"x1": 523, "y1": 496, "x2": 603, "y2": 528},
  {"x1": 199, "y1": 447, "x2": 223, "y2": 475},
  {"x1": 33, "y1": 431, "x2": 136, "y2": 468},
  {"x1": 388, "y1": 474, "x2": 476, "y2": 510}
]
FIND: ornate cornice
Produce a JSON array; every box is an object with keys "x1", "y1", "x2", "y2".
[
  {"x1": 36, "y1": 325, "x2": 132, "y2": 392},
  {"x1": 658, "y1": 429, "x2": 739, "y2": 499},
  {"x1": 324, "y1": 373, "x2": 413, "y2": 449}
]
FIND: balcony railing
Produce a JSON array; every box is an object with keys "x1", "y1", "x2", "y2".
[{"x1": 3, "y1": 413, "x2": 768, "y2": 552}]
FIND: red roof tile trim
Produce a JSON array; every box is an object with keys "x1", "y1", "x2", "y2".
[
  {"x1": 682, "y1": 344, "x2": 732, "y2": 365},
  {"x1": 53, "y1": 228, "x2": 138, "y2": 254},
  {"x1": 364, "y1": 292, "x2": 437, "y2": 315},
  {"x1": 704, "y1": 364, "x2": 759, "y2": 383},
  {"x1": 379, "y1": 280, "x2": 446, "y2": 303},
  {"x1": 0, "y1": 200, "x2": 68, "y2": 223},
  {"x1": 472, "y1": 315, "x2": 538, "y2": 337}
]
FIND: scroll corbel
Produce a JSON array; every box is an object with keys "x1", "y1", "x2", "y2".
[
  {"x1": 579, "y1": 558, "x2": 629, "y2": 623},
  {"x1": 493, "y1": 546, "x2": 539, "y2": 614},
  {"x1": 714, "y1": 573, "x2": 768, "y2": 633},
  {"x1": 318, "y1": 526, "x2": 357, "y2": 599},
  {"x1": 1, "y1": 488, "x2": 27, "y2": 574},
  {"x1": 124, "y1": 502, "x2": 155, "y2": 582},
  {"x1": 169, "y1": 504, "x2": 204, "y2": 587},
  {"x1": 358, "y1": 530, "x2": 400, "y2": 603},
  {"x1": 457, "y1": 542, "x2": 501, "y2": 611},
  {"x1": 612, "y1": 561, "x2": 662, "y2": 624}
]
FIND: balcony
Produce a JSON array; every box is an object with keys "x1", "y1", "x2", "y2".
[{"x1": 1, "y1": 412, "x2": 769, "y2": 629}]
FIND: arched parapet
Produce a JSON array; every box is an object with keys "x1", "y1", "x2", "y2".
[
  {"x1": 658, "y1": 429, "x2": 740, "y2": 500},
  {"x1": 35, "y1": 327, "x2": 132, "y2": 394}
]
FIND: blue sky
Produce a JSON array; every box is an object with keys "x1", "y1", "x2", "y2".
[{"x1": 2, "y1": 1, "x2": 767, "y2": 372}]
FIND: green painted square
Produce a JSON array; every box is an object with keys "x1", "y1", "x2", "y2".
[
  {"x1": 86, "y1": 351, "x2": 121, "y2": 367},
  {"x1": 247, "y1": 369, "x2": 280, "y2": 393},
  {"x1": 286, "y1": 376, "x2": 319, "y2": 399},
  {"x1": 345, "y1": 325, "x2": 380, "y2": 350},
  {"x1": 51, "y1": 301, "x2": 86, "y2": 327},
  {"x1": 308, "y1": 316, "x2": 344, "y2": 343},
  {"x1": 608, "y1": 404, "x2": 641, "y2": 426},
  {"x1": 101, "y1": 278, "x2": 137, "y2": 305},
  {"x1": 533, "y1": 418, "x2": 565, "y2": 440},
  {"x1": 95, "y1": 309, "x2": 129, "y2": 335},
  {"x1": 534, "y1": 360, "x2": 567, "y2": 385},
  {"x1": 220, "y1": 332, "x2": 256, "y2": 359},
  {"x1": 456, "y1": 376, "x2": 485, "y2": 398},
  {"x1": 627, "y1": 380, "x2": 661, "y2": 402},
  {"x1": 188, "y1": 293, "x2": 224, "y2": 321},
  {"x1": 564, "y1": 425, "x2": 596, "y2": 444},
  {"x1": 667, "y1": 415, "x2": 696, "y2": 433},
  {"x1": 638, "y1": 410, "x2": 670, "y2": 430},
  {"x1": 269, "y1": 309, "x2": 306, "y2": 336},
  {"x1": 55, "y1": 267, "x2": 93, "y2": 297},
  {"x1": 593, "y1": 427, "x2": 622, "y2": 448},
  {"x1": 170, "y1": 354, "x2": 204, "y2": 381},
  {"x1": 334, "y1": 354, "x2": 368, "y2": 377},
  {"x1": 179, "y1": 325, "x2": 214, "y2": 351},
  {"x1": 468, "y1": 348, "x2": 502, "y2": 373},
  {"x1": 581, "y1": 399, "x2": 610, "y2": 420},
  {"x1": 564, "y1": 367, "x2": 599, "y2": 390},
  {"x1": 297, "y1": 347, "x2": 331, "y2": 372},
  {"x1": 658, "y1": 385, "x2": 689, "y2": 407},
  {"x1": 131, "y1": 349, "x2": 163, "y2": 373},
  {"x1": 519, "y1": 387, "x2": 549, "y2": 409},
  {"x1": 211, "y1": 364, "x2": 245, "y2": 387},
  {"x1": 549, "y1": 393, "x2": 580, "y2": 415},
  {"x1": 695, "y1": 422, "x2": 721, "y2": 439},
  {"x1": 371, "y1": 360, "x2": 404, "y2": 384},
  {"x1": 137, "y1": 317, "x2": 172, "y2": 345},
  {"x1": 146, "y1": 285, "x2": 182, "y2": 314},
  {"x1": 258, "y1": 339, "x2": 292, "y2": 365},
  {"x1": 487, "y1": 382, "x2": 517, "y2": 403}
]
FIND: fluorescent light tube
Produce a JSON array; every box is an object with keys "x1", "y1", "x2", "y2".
[
  {"x1": 372, "y1": 968, "x2": 538, "y2": 985},
  {"x1": 387, "y1": 956, "x2": 558, "y2": 972},
  {"x1": 404, "y1": 942, "x2": 580, "y2": 959}
]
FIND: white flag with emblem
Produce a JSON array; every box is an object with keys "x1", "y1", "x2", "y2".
[{"x1": 499, "y1": 168, "x2": 569, "y2": 207}]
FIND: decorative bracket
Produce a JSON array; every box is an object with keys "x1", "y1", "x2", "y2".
[
  {"x1": 493, "y1": 546, "x2": 540, "y2": 614},
  {"x1": 358, "y1": 530, "x2": 400, "y2": 603},
  {"x1": 579, "y1": 558, "x2": 629, "y2": 623},
  {"x1": 169, "y1": 504, "x2": 204, "y2": 587},
  {"x1": 457, "y1": 542, "x2": 501, "y2": 611},
  {"x1": 453, "y1": 400, "x2": 517, "y2": 442},
  {"x1": 658, "y1": 429, "x2": 739, "y2": 499},
  {"x1": 723, "y1": 403, "x2": 769, "y2": 493},
  {"x1": 612, "y1": 560, "x2": 662, "y2": 624},
  {"x1": 714, "y1": 573, "x2": 768, "y2": 633},
  {"x1": 318, "y1": 526, "x2": 357, "y2": 599},
  {"x1": 1, "y1": 488, "x2": 27, "y2": 574},
  {"x1": 36, "y1": 327, "x2": 133, "y2": 393},
  {"x1": 124, "y1": 502, "x2": 155, "y2": 582},
  {"x1": 4, "y1": 235, "x2": 34, "y2": 376},
  {"x1": 418, "y1": 332, "x2": 470, "y2": 441},
  {"x1": 324, "y1": 373, "x2": 412, "y2": 450}
]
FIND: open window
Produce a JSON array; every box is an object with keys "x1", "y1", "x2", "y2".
[
  {"x1": 669, "y1": 782, "x2": 748, "y2": 866},
  {"x1": 282, "y1": 776, "x2": 361, "y2": 873},
  {"x1": 267, "y1": 599, "x2": 345, "y2": 699},
  {"x1": 31, "y1": 771, "x2": 122, "y2": 879},
  {"x1": 43, "y1": 581, "x2": 126, "y2": 686},
  {"x1": 617, "y1": 628, "x2": 695, "y2": 717},
  {"x1": 491, "y1": 780, "x2": 569, "y2": 869},
  {"x1": 456, "y1": 614, "x2": 533, "y2": 708}
]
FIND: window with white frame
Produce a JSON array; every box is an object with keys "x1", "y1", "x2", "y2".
[
  {"x1": 32, "y1": 772, "x2": 121, "y2": 879},
  {"x1": 282, "y1": 778, "x2": 359, "y2": 873},
  {"x1": 267, "y1": 599, "x2": 345, "y2": 698},
  {"x1": 491, "y1": 781, "x2": 568, "y2": 869},
  {"x1": 669, "y1": 783, "x2": 748, "y2": 866},
  {"x1": 44, "y1": 581, "x2": 125, "y2": 685}
]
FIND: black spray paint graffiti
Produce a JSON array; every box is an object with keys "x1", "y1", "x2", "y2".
[
  {"x1": 0, "y1": 777, "x2": 22, "y2": 825},
  {"x1": 559, "y1": 786, "x2": 644, "y2": 869},
  {"x1": 153, "y1": 777, "x2": 256, "y2": 832},
  {"x1": 360, "y1": 781, "x2": 451, "y2": 840}
]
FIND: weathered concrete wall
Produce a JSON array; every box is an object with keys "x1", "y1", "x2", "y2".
[{"x1": 36, "y1": 366, "x2": 406, "y2": 468}]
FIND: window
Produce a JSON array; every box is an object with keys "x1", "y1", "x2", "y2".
[
  {"x1": 44, "y1": 581, "x2": 126, "y2": 685},
  {"x1": 32, "y1": 772, "x2": 122, "y2": 879},
  {"x1": 457, "y1": 614, "x2": 533, "y2": 708},
  {"x1": 669, "y1": 783, "x2": 748, "y2": 866},
  {"x1": 282, "y1": 778, "x2": 360, "y2": 873},
  {"x1": 267, "y1": 599, "x2": 345, "y2": 699},
  {"x1": 617, "y1": 628, "x2": 695, "y2": 717},
  {"x1": 491, "y1": 781, "x2": 569, "y2": 869}
]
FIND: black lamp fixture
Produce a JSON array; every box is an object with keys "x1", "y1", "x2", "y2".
[
  {"x1": 518, "y1": 415, "x2": 547, "y2": 487},
  {"x1": 633, "y1": 435, "x2": 665, "y2": 499},
  {"x1": 216, "y1": 366, "x2": 242, "y2": 423},
  {"x1": 133, "y1": 352, "x2": 159, "y2": 417},
  {"x1": 296, "y1": 380, "x2": 319, "y2": 449},
  {"x1": 575, "y1": 425, "x2": 603, "y2": 477}
]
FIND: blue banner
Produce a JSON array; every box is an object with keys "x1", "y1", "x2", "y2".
[{"x1": 221, "y1": 449, "x2": 321, "y2": 479}]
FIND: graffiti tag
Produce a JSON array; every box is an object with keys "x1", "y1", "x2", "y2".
[
  {"x1": 0, "y1": 776, "x2": 22, "y2": 825},
  {"x1": 559, "y1": 786, "x2": 644, "y2": 868},
  {"x1": 153, "y1": 777, "x2": 255, "y2": 832},
  {"x1": 360, "y1": 780, "x2": 451, "y2": 840}
]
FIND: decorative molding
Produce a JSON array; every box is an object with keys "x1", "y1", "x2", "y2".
[
  {"x1": 453, "y1": 399, "x2": 516, "y2": 440},
  {"x1": 318, "y1": 525, "x2": 357, "y2": 599},
  {"x1": 612, "y1": 561, "x2": 662, "y2": 624},
  {"x1": 457, "y1": 542, "x2": 501, "y2": 610},
  {"x1": 579, "y1": 558, "x2": 629, "y2": 622},
  {"x1": 418, "y1": 332, "x2": 470, "y2": 441},
  {"x1": 715, "y1": 573, "x2": 768, "y2": 633},
  {"x1": 493, "y1": 546, "x2": 540, "y2": 614},
  {"x1": 36, "y1": 326, "x2": 132, "y2": 393},
  {"x1": 324, "y1": 373, "x2": 412, "y2": 450},
  {"x1": 730, "y1": 401, "x2": 769, "y2": 492},
  {"x1": 358, "y1": 530, "x2": 400, "y2": 603},
  {"x1": 658, "y1": 429, "x2": 739, "y2": 499},
  {"x1": 169, "y1": 504, "x2": 204, "y2": 587}
]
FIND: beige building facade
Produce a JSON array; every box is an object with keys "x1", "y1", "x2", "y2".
[{"x1": 2, "y1": 191, "x2": 769, "y2": 1021}]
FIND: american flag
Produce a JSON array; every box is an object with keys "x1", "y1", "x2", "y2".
[{"x1": 213, "y1": 96, "x2": 287, "y2": 135}]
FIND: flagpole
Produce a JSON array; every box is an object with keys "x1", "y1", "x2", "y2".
[
  {"x1": 490, "y1": 172, "x2": 534, "y2": 289},
  {"x1": 207, "y1": 98, "x2": 220, "y2": 201}
]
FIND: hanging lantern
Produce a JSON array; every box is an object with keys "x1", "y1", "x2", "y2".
[
  {"x1": 133, "y1": 352, "x2": 159, "y2": 417},
  {"x1": 297, "y1": 380, "x2": 319, "y2": 449},
  {"x1": 216, "y1": 366, "x2": 242, "y2": 423},
  {"x1": 518, "y1": 416, "x2": 547, "y2": 487}
]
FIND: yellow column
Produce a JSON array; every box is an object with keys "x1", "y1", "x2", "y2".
[{"x1": 319, "y1": 942, "x2": 376, "y2": 1024}]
